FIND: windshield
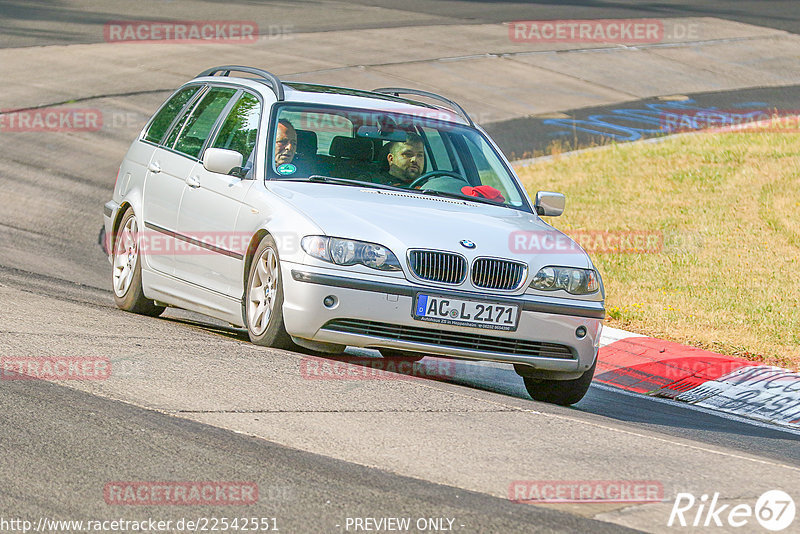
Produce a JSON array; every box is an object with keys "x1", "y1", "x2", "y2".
[{"x1": 267, "y1": 104, "x2": 530, "y2": 210}]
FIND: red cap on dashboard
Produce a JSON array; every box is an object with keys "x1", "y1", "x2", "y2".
[{"x1": 461, "y1": 185, "x2": 505, "y2": 203}]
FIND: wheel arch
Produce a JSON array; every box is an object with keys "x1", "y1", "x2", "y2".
[
  {"x1": 111, "y1": 201, "x2": 134, "y2": 248},
  {"x1": 242, "y1": 228, "x2": 272, "y2": 298}
]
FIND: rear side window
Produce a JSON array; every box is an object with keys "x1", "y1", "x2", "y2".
[
  {"x1": 144, "y1": 85, "x2": 201, "y2": 144},
  {"x1": 169, "y1": 87, "x2": 237, "y2": 159},
  {"x1": 210, "y1": 92, "x2": 262, "y2": 164}
]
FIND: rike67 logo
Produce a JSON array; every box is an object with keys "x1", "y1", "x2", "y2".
[{"x1": 668, "y1": 490, "x2": 795, "y2": 531}]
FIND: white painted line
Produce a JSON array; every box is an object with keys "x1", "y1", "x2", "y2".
[{"x1": 599, "y1": 325, "x2": 645, "y2": 346}]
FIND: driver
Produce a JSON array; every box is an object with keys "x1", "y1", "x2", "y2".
[
  {"x1": 378, "y1": 132, "x2": 425, "y2": 187},
  {"x1": 274, "y1": 118, "x2": 297, "y2": 166}
]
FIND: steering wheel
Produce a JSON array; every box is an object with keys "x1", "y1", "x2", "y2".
[{"x1": 409, "y1": 170, "x2": 468, "y2": 189}]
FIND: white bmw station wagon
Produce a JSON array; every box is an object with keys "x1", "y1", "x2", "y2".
[{"x1": 104, "y1": 65, "x2": 605, "y2": 404}]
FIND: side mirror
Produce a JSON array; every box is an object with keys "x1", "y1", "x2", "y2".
[
  {"x1": 535, "y1": 191, "x2": 565, "y2": 217},
  {"x1": 202, "y1": 148, "x2": 243, "y2": 176}
]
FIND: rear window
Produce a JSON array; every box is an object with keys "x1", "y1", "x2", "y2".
[
  {"x1": 144, "y1": 85, "x2": 201, "y2": 144},
  {"x1": 210, "y1": 92, "x2": 262, "y2": 161},
  {"x1": 168, "y1": 87, "x2": 237, "y2": 159}
]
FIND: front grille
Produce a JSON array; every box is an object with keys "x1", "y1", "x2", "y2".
[
  {"x1": 471, "y1": 258, "x2": 527, "y2": 290},
  {"x1": 322, "y1": 318, "x2": 575, "y2": 359},
  {"x1": 408, "y1": 250, "x2": 467, "y2": 285}
]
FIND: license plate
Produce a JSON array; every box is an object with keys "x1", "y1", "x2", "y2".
[{"x1": 413, "y1": 293, "x2": 519, "y2": 331}]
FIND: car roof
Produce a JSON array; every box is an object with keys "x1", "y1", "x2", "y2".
[
  {"x1": 191, "y1": 68, "x2": 471, "y2": 127},
  {"x1": 284, "y1": 82, "x2": 468, "y2": 125}
]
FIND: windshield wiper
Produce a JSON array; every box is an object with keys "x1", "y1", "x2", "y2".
[
  {"x1": 280, "y1": 175, "x2": 407, "y2": 191},
  {"x1": 416, "y1": 188, "x2": 504, "y2": 206}
]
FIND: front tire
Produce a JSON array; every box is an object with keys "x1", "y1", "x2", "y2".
[
  {"x1": 245, "y1": 235, "x2": 296, "y2": 349},
  {"x1": 111, "y1": 207, "x2": 165, "y2": 317},
  {"x1": 522, "y1": 359, "x2": 596, "y2": 406}
]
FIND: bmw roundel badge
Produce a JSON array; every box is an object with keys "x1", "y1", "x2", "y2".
[{"x1": 460, "y1": 239, "x2": 476, "y2": 249}]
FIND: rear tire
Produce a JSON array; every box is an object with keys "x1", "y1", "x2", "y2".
[
  {"x1": 378, "y1": 348, "x2": 426, "y2": 363},
  {"x1": 244, "y1": 235, "x2": 296, "y2": 350},
  {"x1": 111, "y1": 207, "x2": 165, "y2": 317},
  {"x1": 522, "y1": 359, "x2": 596, "y2": 406}
]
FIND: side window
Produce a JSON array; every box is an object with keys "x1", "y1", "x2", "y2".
[
  {"x1": 463, "y1": 134, "x2": 522, "y2": 205},
  {"x1": 169, "y1": 87, "x2": 237, "y2": 159},
  {"x1": 420, "y1": 127, "x2": 456, "y2": 172},
  {"x1": 281, "y1": 110, "x2": 352, "y2": 155},
  {"x1": 144, "y1": 85, "x2": 201, "y2": 144},
  {"x1": 210, "y1": 93, "x2": 262, "y2": 166}
]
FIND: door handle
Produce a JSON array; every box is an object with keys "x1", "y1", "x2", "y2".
[
  {"x1": 147, "y1": 161, "x2": 161, "y2": 173},
  {"x1": 185, "y1": 175, "x2": 201, "y2": 188}
]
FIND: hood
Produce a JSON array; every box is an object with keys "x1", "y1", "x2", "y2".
[{"x1": 267, "y1": 181, "x2": 592, "y2": 269}]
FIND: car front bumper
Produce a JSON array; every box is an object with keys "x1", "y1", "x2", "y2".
[{"x1": 282, "y1": 263, "x2": 603, "y2": 376}]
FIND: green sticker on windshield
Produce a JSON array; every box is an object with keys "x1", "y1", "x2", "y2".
[{"x1": 276, "y1": 163, "x2": 296, "y2": 175}]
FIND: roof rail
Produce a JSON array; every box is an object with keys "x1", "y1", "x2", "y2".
[
  {"x1": 196, "y1": 65, "x2": 284, "y2": 101},
  {"x1": 372, "y1": 87, "x2": 473, "y2": 126}
]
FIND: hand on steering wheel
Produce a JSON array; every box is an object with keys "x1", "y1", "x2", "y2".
[{"x1": 409, "y1": 170, "x2": 468, "y2": 189}]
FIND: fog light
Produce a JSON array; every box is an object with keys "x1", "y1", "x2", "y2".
[
  {"x1": 575, "y1": 326, "x2": 587, "y2": 339},
  {"x1": 323, "y1": 295, "x2": 337, "y2": 308}
]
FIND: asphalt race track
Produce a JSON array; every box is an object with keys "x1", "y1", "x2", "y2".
[
  {"x1": 0, "y1": 2, "x2": 798, "y2": 533},
  {"x1": 2, "y1": 0, "x2": 799, "y2": 48}
]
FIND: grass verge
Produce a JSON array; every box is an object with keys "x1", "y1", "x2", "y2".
[{"x1": 515, "y1": 132, "x2": 800, "y2": 369}]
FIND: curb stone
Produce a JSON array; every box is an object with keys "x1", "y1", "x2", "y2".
[{"x1": 598, "y1": 327, "x2": 800, "y2": 430}]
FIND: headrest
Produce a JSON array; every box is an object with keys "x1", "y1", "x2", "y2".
[
  {"x1": 295, "y1": 129, "x2": 317, "y2": 157},
  {"x1": 329, "y1": 136, "x2": 373, "y2": 160},
  {"x1": 376, "y1": 141, "x2": 392, "y2": 170}
]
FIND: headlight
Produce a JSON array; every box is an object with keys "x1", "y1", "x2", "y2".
[
  {"x1": 531, "y1": 266, "x2": 599, "y2": 295},
  {"x1": 330, "y1": 238, "x2": 357, "y2": 265},
  {"x1": 301, "y1": 236, "x2": 402, "y2": 271}
]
